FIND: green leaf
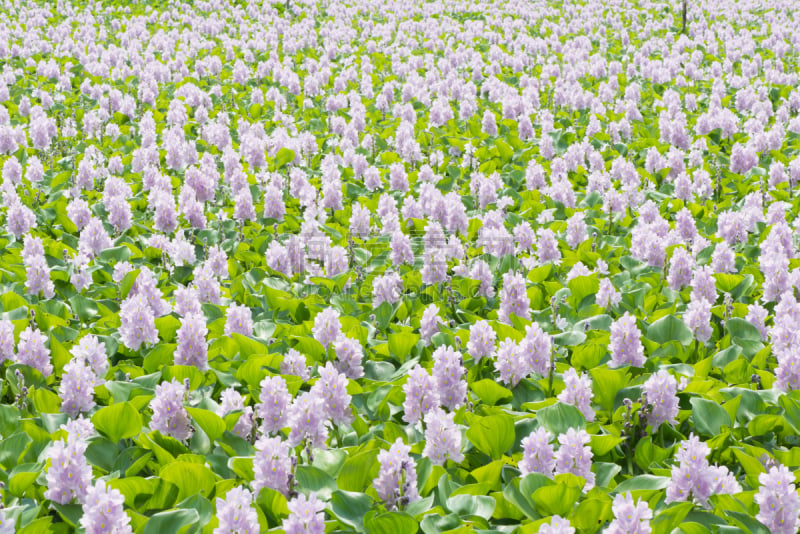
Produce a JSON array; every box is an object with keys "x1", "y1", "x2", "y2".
[
  {"x1": 295, "y1": 465, "x2": 337, "y2": 500},
  {"x1": 446, "y1": 494, "x2": 496, "y2": 520},
  {"x1": 92, "y1": 402, "x2": 143, "y2": 443},
  {"x1": 646, "y1": 315, "x2": 694, "y2": 345},
  {"x1": 142, "y1": 509, "x2": 200, "y2": 534},
  {"x1": 568, "y1": 275, "x2": 599, "y2": 310},
  {"x1": 613, "y1": 475, "x2": 670, "y2": 493},
  {"x1": 330, "y1": 490, "x2": 373, "y2": 530},
  {"x1": 186, "y1": 408, "x2": 226, "y2": 443},
  {"x1": 365, "y1": 512, "x2": 418, "y2": 534},
  {"x1": 465, "y1": 414, "x2": 515, "y2": 460},
  {"x1": 388, "y1": 331, "x2": 419, "y2": 359},
  {"x1": 275, "y1": 147, "x2": 295, "y2": 169},
  {"x1": 337, "y1": 447, "x2": 380, "y2": 492},
  {"x1": 531, "y1": 478, "x2": 582, "y2": 517},
  {"x1": 535, "y1": 403, "x2": 586, "y2": 436},
  {"x1": 690, "y1": 398, "x2": 732, "y2": 437},
  {"x1": 589, "y1": 368, "x2": 630, "y2": 413},
  {"x1": 470, "y1": 379, "x2": 513, "y2": 405},
  {"x1": 159, "y1": 462, "x2": 216, "y2": 502}
]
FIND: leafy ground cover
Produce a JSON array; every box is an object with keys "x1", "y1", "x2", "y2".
[{"x1": 0, "y1": 0, "x2": 799, "y2": 532}]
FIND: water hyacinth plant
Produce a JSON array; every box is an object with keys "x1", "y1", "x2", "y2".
[{"x1": 0, "y1": 0, "x2": 798, "y2": 532}]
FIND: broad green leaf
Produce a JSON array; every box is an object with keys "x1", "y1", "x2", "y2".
[
  {"x1": 465, "y1": 414, "x2": 515, "y2": 460},
  {"x1": 186, "y1": 407, "x2": 226, "y2": 443},
  {"x1": 690, "y1": 397, "x2": 732, "y2": 437},
  {"x1": 159, "y1": 462, "x2": 216, "y2": 502},
  {"x1": 365, "y1": 512, "x2": 418, "y2": 534},
  {"x1": 646, "y1": 315, "x2": 693, "y2": 345},
  {"x1": 92, "y1": 402, "x2": 143, "y2": 443},
  {"x1": 535, "y1": 403, "x2": 586, "y2": 435}
]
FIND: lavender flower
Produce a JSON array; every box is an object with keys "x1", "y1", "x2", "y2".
[
  {"x1": 312, "y1": 307, "x2": 341, "y2": 347},
  {"x1": 311, "y1": 362, "x2": 353, "y2": 425},
  {"x1": 150, "y1": 379, "x2": 192, "y2": 441},
  {"x1": 283, "y1": 492, "x2": 325, "y2": 534},
  {"x1": 59, "y1": 357, "x2": 97, "y2": 417},
  {"x1": 217, "y1": 388, "x2": 255, "y2": 439},
  {"x1": 667, "y1": 248, "x2": 694, "y2": 291},
  {"x1": 225, "y1": 303, "x2": 254, "y2": 337},
  {"x1": 684, "y1": 298, "x2": 712, "y2": 343},
  {"x1": 257, "y1": 376, "x2": 292, "y2": 435},
  {"x1": 498, "y1": 271, "x2": 530, "y2": 324},
  {"x1": 538, "y1": 516, "x2": 575, "y2": 534},
  {"x1": 555, "y1": 428, "x2": 595, "y2": 490},
  {"x1": 755, "y1": 464, "x2": 800, "y2": 534},
  {"x1": 467, "y1": 320, "x2": 496, "y2": 361},
  {"x1": 606, "y1": 493, "x2": 652, "y2": 534},
  {"x1": 80, "y1": 480, "x2": 132, "y2": 534},
  {"x1": 422, "y1": 408, "x2": 463, "y2": 465},
  {"x1": 333, "y1": 335, "x2": 364, "y2": 379},
  {"x1": 214, "y1": 487, "x2": 259, "y2": 534},
  {"x1": 519, "y1": 428, "x2": 555, "y2": 477},
  {"x1": 119, "y1": 294, "x2": 158, "y2": 351},
  {"x1": 44, "y1": 432, "x2": 92, "y2": 504},
  {"x1": 253, "y1": 435, "x2": 292, "y2": 497},
  {"x1": 16, "y1": 325, "x2": 52, "y2": 376},
  {"x1": 281, "y1": 349, "x2": 310, "y2": 381},
  {"x1": 557, "y1": 369, "x2": 595, "y2": 422},
  {"x1": 0, "y1": 319, "x2": 13, "y2": 363},
  {"x1": 402, "y1": 365, "x2": 440, "y2": 424},
  {"x1": 420, "y1": 304, "x2": 443, "y2": 344},
  {"x1": 432, "y1": 345, "x2": 467, "y2": 410},
  {"x1": 286, "y1": 392, "x2": 328, "y2": 449},
  {"x1": 374, "y1": 438, "x2": 420, "y2": 507},
  {"x1": 175, "y1": 312, "x2": 208, "y2": 370},
  {"x1": 642, "y1": 370, "x2": 679, "y2": 428},
  {"x1": 609, "y1": 313, "x2": 645, "y2": 368},
  {"x1": 666, "y1": 434, "x2": 739, "y2": 505},
  {"x1": 597, "y1": 278, "x2": 622, "y2": 309}
]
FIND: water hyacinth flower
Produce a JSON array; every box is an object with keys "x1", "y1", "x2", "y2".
[
  {"x1": 402, "y1": 365, "x2": 440, "y2": 425},
  {"x1": 253, "y1": 435, "x2": 292, "y2": 497},
  {"x1": 150, "y1": 378, "x2": 192, "y2": 441},
  {"x1": 286, "y1": 392, "x2": 328, "y2": 449},
  {"x1": 519, "y1": 428, "x2": 555, "y2": 477},
  {"x1": 374, "y1": 438, "x2": 420, "y2": 508},
  {"x1": 59, "y1": 356, "x2": 97, "y2": 417},
  {"x1": 312, "y1": 306, "x2": 340, "y2": 347},
  {"x1": 642, "y1": 370, "x2": 679, "y2": 428},
  {"x1": 119, "y1": 294, "x2": 158, "y2": 351},
  {"x1": 217, "y1": 387, "x2": 254, "y2": 439},
  {"x1": 257, "y1": 375, "x2": 292, "y2": 435},
  {"x1": 174, "y1": 312, "x2": 208, "y2": 370},
  {"x1": 80, "y1": 480, "x2": 132, "y2": 534},
  {"x1": 281, "y1": 349, "x2": 310, "y2": 381},
  {"x1": 755, "y1": 464, "x2": 800, "y2": 534},
  {"x1": 606, "y1": 493, "x2": 652, "y2": 534},
  {"x1": 555, "y1": 428, "x2": 595, "y2": 490},
  {"x1": 666, "y1": 434, "x2": 741, "y2": 505},
  {"x1": 432, "y1": 345, "x2": 467, "y2": 410},
  {"x1": 557, "y1": 369, "x2": 595, "y2": 422},
  {"x1": 282, "y1": 492, "x2": 325, "y2": 534},
  {"x1": 311, "y1": 362, "x2": 353, "y2": 425},
  {"x1": 333, "y1": 335, "x2": 364, "y2": 379},
  {"x1": 420, "y1": 303, "x2": 443, "y2": 343},
  {"x1": 537, "y1": 516, "x2": 575, "y2": 534},
  {"x1": 422, "y1": 408, "x2": 463, "y2": 465},
  {"x1": 214, "y1": 487, "x2": 259, "y2": 534},
  {"x1": 225, "y1": 303, "x2": 253, "y2": 337},
  {"x1": 609, "y1": 313, "x2": 645, "y2": 368},
  {"x1": 467, "y1": 320, "x2": 496, "y2": 362},
  {"x1": 16, "y1": 325, "x2": 53, "y2": 376},
  {"x1": 498, "y1": 271, "x2": 530, "y2": 324},
  {"x1": 44, "y1": 430, "x2": 93, "y2": 504}
]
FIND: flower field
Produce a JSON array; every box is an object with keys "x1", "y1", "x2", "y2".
[{"x1": 1, "y1": 0, "x2": 800, "y2": 532}]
